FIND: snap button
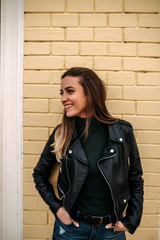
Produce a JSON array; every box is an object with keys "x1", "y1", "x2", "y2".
[
  {"x1": 110, "y1": 149, "x2": 114, "y2": 153},
  {"x1": 123, "y1": 199, "x2": 126, "y2": 203},
  {"x1": 119, "y1": 138, "x2": 123, "y2": 142},
  {"x1": 68, "y1": 150, "x2": 72, "y2": 154}
]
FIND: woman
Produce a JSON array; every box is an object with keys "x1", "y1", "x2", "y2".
[{"x1": 33, "y1": 67, "x2": 144, "y2": 240}]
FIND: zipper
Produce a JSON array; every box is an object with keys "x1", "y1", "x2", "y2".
[
  {"x1": 63, "y1": 155, "x2": 88, "y2": 209},
  {"x1": 57, "y1": 184, "x2": 65, "y2": 200},
  {"x1": 63, "y1": 158, "x2": 71, "y2": 206},
  {"x1": 97, "y1": 153, "x2": 118, "y2": 222}
]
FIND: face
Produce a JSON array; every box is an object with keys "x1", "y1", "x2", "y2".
[{"x1": 60, "y1": 76, "x2": 88, "y2": 118}]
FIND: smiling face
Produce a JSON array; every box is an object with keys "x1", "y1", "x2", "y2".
[{"x1": 60, "y1": 76, "x2": 88, "y2": 118}]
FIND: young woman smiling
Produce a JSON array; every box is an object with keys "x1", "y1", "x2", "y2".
[{"x1": 33, "y1": 67, "x2": 144, "y2": 240}]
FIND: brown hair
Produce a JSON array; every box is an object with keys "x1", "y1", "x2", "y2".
[{"x1": 53, "y1": 67, "x2": 119, "y2": 162}]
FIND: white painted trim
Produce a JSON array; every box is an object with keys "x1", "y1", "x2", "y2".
[{"x1": 0, "y1": 0, "x2": 24, "y2": 239}]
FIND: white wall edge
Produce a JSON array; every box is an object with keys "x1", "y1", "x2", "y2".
[{"x1": 0, "y1": 0, "x2": 24, "y2": 239}]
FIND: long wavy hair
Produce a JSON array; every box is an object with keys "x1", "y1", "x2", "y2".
[{"x1": 53, "y1": 67, "x2": 119, "y2": 162}]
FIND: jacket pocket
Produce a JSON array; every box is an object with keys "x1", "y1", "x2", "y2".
[
  {"x1": 57, "y1": 184, "x2": 66, "y2": 200},
  {"x1": 117, "y1": 188, "x2": 131, "y2": 215}
]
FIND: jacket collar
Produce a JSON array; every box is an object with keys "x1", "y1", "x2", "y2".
[
  {"x1": 68, "y1": 120, "x2": 124, "y2": 164},
  {"x1": 71, "y1": 120, "x2": 124, "y2": 143}
]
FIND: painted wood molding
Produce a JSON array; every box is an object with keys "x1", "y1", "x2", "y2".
[{"x1": 0, "y1": 0, "x2": 24, "y2": 239}]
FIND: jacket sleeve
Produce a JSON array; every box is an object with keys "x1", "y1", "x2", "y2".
[
  {"x1": 121, "y1": 124, "x2": 144, "y2": 234},
  {"x1": 32, "y1": 127, "x2": 62, "y2": 216}
]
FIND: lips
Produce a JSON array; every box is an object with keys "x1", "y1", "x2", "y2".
[{"x1": 64, "y1": 104, "x2": 73, "y2": 110}]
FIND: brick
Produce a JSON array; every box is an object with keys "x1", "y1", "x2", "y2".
[
  {"x1": 66, "y1": 28, "x2": 93, "y2": 41},
  {"x1": 24, "y1": 85, "x2": 60, "y2": 98},
  {"x1": 109, "y1": 43, "x2": 136, "y2": 56},
  {"x1": 50, "y1": 100, "x2": 64, "y2": 113},
  {"x1": 24, "y1": 238, "x2": 46, "y2": 240},
  {"x1": 125, "y1": 0, "x2": 160, "y2": 12},
  {"x1": 95, "y1": 28, "x2": 122, "y2": 42},
  {"x1": 137, "y1": 131, "x2": 160, "y2": 144},
  {"x1": 140, "y1": 215, "x2": 159, "y2": 227},
  {"x1": 142, "y1": 159, "x2": 160, "y2": 173},
  {"x1": 52, "y1": 42, "x2": 78, "y2": 55},
  {"x1": 80, "y1": 14, "x2": 107, "y2": 27},
  {"x1": 23, "y1": 113, "x2": 62, "y2": 127},
  {"x1": 24, "y1": 56, "x2": 64, "y2": 70},
  {"x1": 144, "y1": 200, "x2": 160, "y2": 214},
  {"x1": 139, "y1": 144, "x2": 160, "y2": 159},
  {"x1": 106, "y1": 86, "x2": 122, "y2": 99},
  {"x1": 144, "y1": 187, "x2": 160, "y2": 200},
  {"x1": 23, "y1": 71, "x2": 50, "y2": 84},
  {"x1": 24, "y1": 141, "x2": 46, "y2": 154},
  {"x1": 23, "y1": 182, "x2": 39, "y2": 196},
  {"x1": 67, "y1": 0, "x2": 93, "y2": 12},
  {"x1": 94, "y1": 57, "x2": 121, "y2": 70},
  {"x1": 65, "y1": 56, "x2": 93, "y2": 68},
  {"x1": 23, "y1": 225, "x2": 52, "y2": 238},
  {"x1": 137, "y1": 73, "x2": 160, "y2": 86},
  {"x1": 107, "y1": 100, "x2": 135, "y2": 114},
  {"x1": 109, "y1": 14, "x2": 136, "y2": 27},
  {"x1": 95, "y1": 71, "x2": 107, "y2": 83},
  {"x1": 139, "y1": 14, "x2": 160, "y2": 27},
  {"x1": 123, "y1": 58, "x2": 160, "y2": 71},
  {"x1": 108, "y1": 71, "x2": 135, "y2": 85},
  {"x1": 126, "y1": 228, "x2": 158, "y2": 240},
  {"x1": 95, "y1": 0, "x2": 122, "y2": 12},
  {"x1": 81, "y1": 43, "x2": 108, "y2": 56},
  {"x1": 123, "y1": 86, "x2": 160, "y2": 100},
  {"x1": 137, "y1": 101, "x2": 160, "y2": 115},
  {"x1": 23, "y1": 196, "x2": 48, "y2": 210},
  {"x1": 50, "y1": 71, "x2": 64, "y2": 84},
  {"x1": 52, "y1": 14, "x2": 78, "y2": 27},
  {"x1": 23, "y1": 169, "x2": 34, "y2": 182},
  {"x1": 24, "y1": 28, "x2": 64, "y2": 41},
  {"x1": 122, "y1": 116, "x2": 160, "y2": 130},
  {"x1": 138, "y1": 43, "x2": 160, "y2": 57},
  {"x1": 23, "y1": 211, "x2": 47, "y2": 225},
  {"x1": 24, "y1": 0, "x2": 65, "y2": 12},
  {"x1": 144, "y1": 173, "x2": 160, "y2": 187},
  {"x1": 23, "y1": 127, "x2": 48, "y2": 141},
  {"x1": 24, "y1": 14, "x2": 50, "y2": 27},
  {"x1": 23, "y1": 99, "x2": 49, "y2": 112},
  {"x1": 23, "y1": 155, "x2": 39, "y2": 168},
  {"x1": 125, "y1": 28, "x2": 160, "y2": 42},
  {"x1": 24, "y1": 43, "x2": 50, "y2": 55},
  {"x1": 48, "y1": 212, "x2": 55, "y2": 225}
]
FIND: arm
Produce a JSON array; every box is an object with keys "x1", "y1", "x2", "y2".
[
  {"x1": 121, "y1": 125, "x2": 144, "y2": 234},
  {"x1": 32, "y1": 127, "x2": 62, "y2": 216}
]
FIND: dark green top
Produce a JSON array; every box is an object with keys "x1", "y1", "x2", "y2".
[{"x1": 75, "y1": 117, "x2": 114, "y2": 216}]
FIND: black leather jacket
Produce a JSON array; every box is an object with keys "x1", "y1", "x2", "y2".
[{"x1": 33, "y1": 119, "x2": 144, "y2": 234}]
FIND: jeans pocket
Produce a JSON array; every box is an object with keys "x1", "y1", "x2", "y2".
[{"x1": 56, "y1": 217, "x2": 73, "y2": 227}]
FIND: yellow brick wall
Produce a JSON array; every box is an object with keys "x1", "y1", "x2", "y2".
[{"x1": 23, "y1": 0, "x2": 160, "y2": 239}]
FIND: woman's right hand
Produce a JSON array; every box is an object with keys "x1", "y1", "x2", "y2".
[{"x1": 56, "y1": 207, "x2": 79, "y2": 227}]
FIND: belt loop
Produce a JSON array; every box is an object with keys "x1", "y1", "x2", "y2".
[{"x1": 108, "y1": 214, "x2": 111, "y2": 223}]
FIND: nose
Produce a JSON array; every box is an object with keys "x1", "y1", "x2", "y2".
[{"x1": 61, "y1": 93, "x2": 68, "y2": 103}]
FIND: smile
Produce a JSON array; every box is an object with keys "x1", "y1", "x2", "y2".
[{"x1": 64, "y1": 105, "x2": 73, "y2": 109}]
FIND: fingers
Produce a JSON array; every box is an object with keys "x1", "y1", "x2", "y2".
[
  {"x1": 72, "y1": 219, "x2": 79, "y2": 227},
  {"x1": 105, "y1": 223, "x2": 113, "y2": 229}
]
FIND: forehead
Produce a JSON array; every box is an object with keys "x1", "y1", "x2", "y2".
[{"x1": 61, "y1": 76, "x2": 82, "y2": 88}]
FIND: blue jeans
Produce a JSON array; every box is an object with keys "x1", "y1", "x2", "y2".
[{"x1": 52, "y1": 217, "x2": 126, "y2": 240}]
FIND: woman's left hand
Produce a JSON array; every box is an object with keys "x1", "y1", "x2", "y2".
[{"x1": 105, "y1": 221, "x2": 129, "y2": 232}]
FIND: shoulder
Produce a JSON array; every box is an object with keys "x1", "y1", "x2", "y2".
[
  {"x1": 116, "y1": 119, "x2": 134, "y2": 137},
  {"x1": 117, "y1": 119, "x2": 133, "y2": 128}
]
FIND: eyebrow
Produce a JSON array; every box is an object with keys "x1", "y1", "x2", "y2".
[{"x1": 60, "y1": 86, "x2": 75, "y2": 91}]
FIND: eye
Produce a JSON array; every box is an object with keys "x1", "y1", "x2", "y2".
[
  {"x1": 59, "y1": 92, "x2": 63, "y2": 96},
  {"x1": 67, "y1": 90, "x2": 74, "y2": 94}
]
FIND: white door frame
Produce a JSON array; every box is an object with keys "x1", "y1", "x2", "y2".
[{"x1": 0, "y1": 0, "x2": 24, "y2": 239}]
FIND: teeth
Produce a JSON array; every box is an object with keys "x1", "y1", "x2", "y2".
[{"x1": 65, "y1": 105, "x2": 72, "y2": 109}]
